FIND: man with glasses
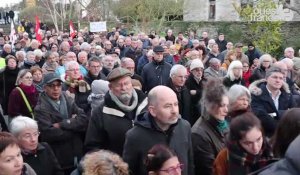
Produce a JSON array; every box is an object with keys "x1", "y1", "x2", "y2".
[
  {"x1": 34, "y1": 72, "x2": 88, "y2": 174},
  {"x1": 141, "y1": 45, "x2": 172, "y2": 93},
  {"x1": 84, "y1": 56, "x2": 106, "y2": 85}
]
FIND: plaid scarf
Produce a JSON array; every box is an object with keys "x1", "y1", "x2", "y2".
[
  {"x1": 227, "y1": 139, "x2": 273, "y2": 175},
  {"x1": 64, "y1": 75, "x2": 90, "y2": 93}
]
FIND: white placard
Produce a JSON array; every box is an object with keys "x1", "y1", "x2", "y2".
[{"x1": 90, "y1": 21, "x2": 107, "y2": 32}]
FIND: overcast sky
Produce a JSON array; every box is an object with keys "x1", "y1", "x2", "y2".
[{"x1": 0, "y1": 0, "x2": 22, "y2": 8}]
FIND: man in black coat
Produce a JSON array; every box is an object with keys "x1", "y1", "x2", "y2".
[
  {"x1": 141, "y1": 45, "x2": 172, "y2": 93},
  {"x1": 250, "y1": 66, "x2": 294, "y2": 137},
  {"x1": 167, "y1": 64, "x2": 192, "y2": 123},
  {"x1": 123, "y1": 85, "x2": 194, "y2": 175},
  {"x1": 84, "y1": 67, "x2": 148, "y2": 155}
]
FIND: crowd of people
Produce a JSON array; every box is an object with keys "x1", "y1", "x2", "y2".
[{"x1": 0, "y1": 23, "x2": 300, "y2": 175}]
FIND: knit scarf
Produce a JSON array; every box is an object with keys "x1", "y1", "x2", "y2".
[
  {"x1": 43, "y1": 92, "x2": 68, "y2": 119},
  {"x1": 19, "y1": 83, "x2": 36, "y2": 95},
  {"x1": 227, "y1": 139, "x2": 273, "y2": 175},
  {"x1": 216, "y1": 118, "x2": 229, "y2": 134},
  {"x1": 109, "y1": 89, "x2": 138, "y2": 112},
  {"x1": 64, "y1": 75, "x2": 90, "y2": 93}
]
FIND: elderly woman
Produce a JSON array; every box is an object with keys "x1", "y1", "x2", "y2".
[
  {"x1": 223, "y1": 60, "x2": 245, "y2": 88},
  {"x1": 8, "y1": 69, "x2": 39, "y2": 119},
  {"x1": 213, "y1": 112, "x2": 274, "y2": 175},
  {"x1": 10, "y1": 116, "x2": 63, "y2": 175},
  {"x1": 250, "y1": 54, "x2": 273, "y2": 83},
  {"x1": 33, "y1": 49, "x2": 44, "y2": 68},
  {"x1": 0, "y1": 132, "x2": 36, "y2": 175},
  {"x1": 22, "y1": 51, "x2": 37, "y2": 69},
  {"x1": 192, "y1": 78, "x2": 229, "y2": 175},
  {"x1": 227, "y1": 84, "x2": 251, "y2": 119}
]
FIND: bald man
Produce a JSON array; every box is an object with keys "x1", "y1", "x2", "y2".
[
  {"x1": 123, "y1": 85, "x2": 194, "y2": 175},
  {"x1": 121, "y1": 57, "x2": 143, "y2": 86}
]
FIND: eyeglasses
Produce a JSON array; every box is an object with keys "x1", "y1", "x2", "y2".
[
  {"x1": 20, "y1": 132, "x2": 40, "y2": 141},
  {"x1": 23, "y1": 76, "x2": 33, "y2": 80},
  {"x1": 67, "y1": 68, "x2": 80, "y2": 72},
  {"x1": 47, "y1": 82, "x2": 62, "y2": 88},
  {"x1": 90, "y1": 65, "x2": 101, "y2": 69},
  {"x1": 160, "y1": 163, "x2": 184, "y2": 175}
]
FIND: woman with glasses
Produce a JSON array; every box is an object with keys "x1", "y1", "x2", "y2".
[
  {"x1": 7, "y1": 69, "x2": 39, "y2": 119},
  {"x1": 10, "y1": 116, "x2": 63, "y2": 175},
  {"x1": 213, "y1": 112, "x2": 274, "y2": 175},
  {"x1": 223, "y1": 60, "x2": 246, "y2": 89},
  {"x1": 145, "y1": 144, "x2": 183, "y2": 175},
  {"x1": 0, "y1": 132, "x2": 36, "y2": 175}
]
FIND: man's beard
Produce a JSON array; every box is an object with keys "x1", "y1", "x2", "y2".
[{"x1": 118, "y1": 93, "x2": 132, "y2": 104}]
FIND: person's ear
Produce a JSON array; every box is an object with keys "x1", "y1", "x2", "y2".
[{"x1": 148, "y1": 105, "x2": 156, "y2": 117}]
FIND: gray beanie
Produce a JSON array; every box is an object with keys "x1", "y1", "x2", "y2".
[{"x1": 91, "y1": 80, "x2": 109, "y2": 94}]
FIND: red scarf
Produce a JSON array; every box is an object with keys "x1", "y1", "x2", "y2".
[
  {"x1": 64, "y1": 75, "x2": 84, "y2": 93},
  {"x1": 19, "y1": 83, "x2": 36, "y2": 94}
]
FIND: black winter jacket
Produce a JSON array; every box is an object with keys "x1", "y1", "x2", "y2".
[
  {"x1": 123, "y1": 112, "x2": 194, "y2": 175},
  {"x1": 141, "y1": 61, "x2": 172, "y2": 93},
  {"x1": 84, "y1": 89, "x2": 148, "y2": 155},
  {"x1": 22, "y1": 142, "x2": 64, "y2": 175},
  {"x1": 249, "y1": 79, "x2": 294, "y2": 137}
]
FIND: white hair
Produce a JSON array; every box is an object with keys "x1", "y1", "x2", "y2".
[
  {"x1": 227, "y1": 60, "x2": 243, "y2": 81},
  {"x1": 10, "y1": 116, "x2": 38, "y2": 136},
  {"x1": 80, "y1": 42, "x2": 91, "y2": 51},
  {"x1": 33, "y1": 49, "x2": 43, "y2": 57},
  {"x1": 65, "y1": 60, "x2": 79, "y2": 71},
  {"x1": 259, "y1": 54, "x2": 273, "y2": 65},
  {"x1": 169, "y1": 64, "x2": 187, "y2": 77},
  {"x1": 16, "y1": 50, "x2": 26, "y2": 58},
  {"x1": 228, "y1": 84, "x2": 251, "y2": 105}
]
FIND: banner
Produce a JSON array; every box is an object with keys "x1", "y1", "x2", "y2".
[
  {"x1": 90, "y1": 21, "x2": 107, "y2": 32},
  {"x1": 69, "y1": 20, "x2": 76, "y2": 39}
]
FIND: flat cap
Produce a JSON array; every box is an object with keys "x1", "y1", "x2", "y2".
[
  {"x1": 43, "y1": 73, "x2": 62, "y2": 85},
  {"x1": 107, "y1": 67, "x2": 132, "y2": 82},
  {"x1": 153, "y1": 45, "x2": 164, "y2": 53},
  {"x1": 235, "y1": 43, "x2": 243, "y2": 48}
]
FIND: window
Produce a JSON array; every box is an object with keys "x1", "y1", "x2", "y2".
[{"x1": 209, "y1": 0, "x2": 216, "y2": 19}]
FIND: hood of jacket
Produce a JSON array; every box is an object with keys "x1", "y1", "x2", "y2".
[{"x1": 249, "y1": 79, "x2": 290, "y2": 96}]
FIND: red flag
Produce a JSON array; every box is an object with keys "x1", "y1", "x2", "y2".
[
  {"x1": 69, "y1": 20, "x2": 76, "y2": 39},
  {"x1": 35, "y1": 16, "x2": 42, "y2": 43}
]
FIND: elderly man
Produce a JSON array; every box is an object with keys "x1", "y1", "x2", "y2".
[
  {"x1": 84, "y1": 67, "x2": 148, "y2": 155},
  {"x1": 84, "y1": 56, "x2": 106, "y2": 85},
  {"x1": 250, "y1": 66, "x2": 294, "y2": 137},
  {"x1": 77, "y1": 51, "x2": 88, "y2": 68},
  {"x1": 141, "y1": 45, "x2": 172, "y2": 93},
  {"x1": 34, "y1": 72, "x2": 88, "y2": 174},
  {"x1": 123, "y1": 85, "x2": 194, "y2": 175},
  {"x1": 1, "y1": 44, "x2": 14, "y2": 57},
  {"x1": 204, "y1": 58, "x2": 226, "y2": 79},
  {"x1": 166, "y1": 64, "x2": 191, "y2": 123},
  {"x1": 284, "y1": 47, "x2": 295, "y2": 59},
  {"x1": 121, "y1": 57, "x2": 143, "y2": 85}
]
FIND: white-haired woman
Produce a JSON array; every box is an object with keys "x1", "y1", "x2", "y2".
[
  {"x1": 227, "y1": 84, "x2": 251, "y2": 119},
  {"x1": 249, "y1": 54, "x2": 273, "y2": 83},
  {"x1": 10, "y1": 116, "x2": 63, "y2": 175},
  {"x1": 223, "y1": 60, "x2": 245, "y2": 88}
]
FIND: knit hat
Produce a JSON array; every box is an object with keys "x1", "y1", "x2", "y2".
[
  {"x1": 190, "y1": 59, "x2": 204, "y2": 71},
  {"x1": 91, "y1": 80, "x2": 109, "y2": 94}
]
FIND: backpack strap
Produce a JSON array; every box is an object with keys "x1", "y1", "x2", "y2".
[{"x1": 16, "y1": 87, "x2": 34, "y2": 119}]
